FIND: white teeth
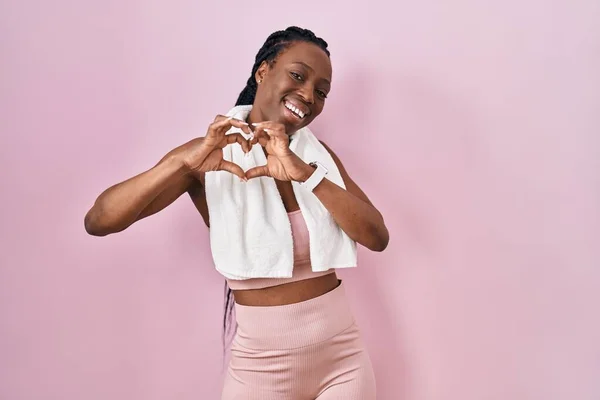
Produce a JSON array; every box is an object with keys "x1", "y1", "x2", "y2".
[{"x1": 285, "y1": 102, "x2": 305, "y2": 119}]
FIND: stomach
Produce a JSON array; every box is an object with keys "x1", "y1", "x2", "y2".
[{"x1": 231, "y1": 272, "x2": 340, "y2": 306}]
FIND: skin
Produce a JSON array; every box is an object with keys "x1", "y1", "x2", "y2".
[{"x1": 84, "y1": 41, "x2": 389, "y2": 306}]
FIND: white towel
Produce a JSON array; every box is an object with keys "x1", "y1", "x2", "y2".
[{"x1": 204, "y1": 105, "x2": 358, "y2": 280}]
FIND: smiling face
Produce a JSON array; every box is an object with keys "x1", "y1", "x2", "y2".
[{"x1": 250, "y1": 41, "x2": 332, "y2": 135}]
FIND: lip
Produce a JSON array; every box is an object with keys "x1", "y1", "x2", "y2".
[
  {"x1": 283, "y1": 98, "x2": 311, "y2": 118},
  {"x1": 282, "y1": 103, "x2": 304, "y2": 124}
]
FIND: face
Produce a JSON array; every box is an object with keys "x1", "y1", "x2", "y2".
[{"x1": 252, "y1": 41, "x2": 332, "y2": 134}]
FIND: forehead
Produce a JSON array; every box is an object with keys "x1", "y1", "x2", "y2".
[{"x1": 276, "y1": 41, "x2": 332, "y2": 81}]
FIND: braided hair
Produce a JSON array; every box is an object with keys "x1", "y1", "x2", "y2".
[
  {"x1": 223, "y1": 27, "x2": 330, "y2": 351},
  {"x1": 234, "y1": 26, "x2": 330, "y2": 106}
]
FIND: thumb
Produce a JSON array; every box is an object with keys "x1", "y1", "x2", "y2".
[
  {"x1": 245, "y1": 165, "x2": 270, "y2": 180},
  {"x1": 218, "y1": 160, "x2": 247, "y2": 182}
]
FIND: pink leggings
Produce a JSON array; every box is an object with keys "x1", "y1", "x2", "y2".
[{"x1": 221, "y1": 280, "x2": 376, "y2": 399}]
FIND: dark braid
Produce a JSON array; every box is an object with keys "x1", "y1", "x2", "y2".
[
  {"x1": 234, "y1": 26, "x2": 330, "y2": 106},
  {"x1": 223, "y1": 27, "x2": 330, "y2": 352}
]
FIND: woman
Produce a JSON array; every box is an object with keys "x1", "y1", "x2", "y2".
[{"x1": 85, "y1": 26, "x2": 389, "y2": 399}]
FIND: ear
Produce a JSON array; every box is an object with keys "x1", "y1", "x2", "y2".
[{"x1": 254, "y1": 60, "x2": 270, "y2": 84}]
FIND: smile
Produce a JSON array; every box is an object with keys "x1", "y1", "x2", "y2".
[{"x1": 284, "y1": 100, "x2": 307, "y2": 119}]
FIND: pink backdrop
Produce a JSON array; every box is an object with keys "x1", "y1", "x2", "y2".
[{"x1": 1, "y1": 1, "x2": 599, "y2": 399}]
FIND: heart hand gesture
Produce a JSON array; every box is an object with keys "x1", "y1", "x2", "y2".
[
  {"x1": 245, "y1": 122, "x2": 314, "y2": 183},
  {"x1": 180, "y1": 115, "x2": 253, "y2": 181}
]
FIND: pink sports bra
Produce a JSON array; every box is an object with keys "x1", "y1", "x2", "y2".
[{"x1": 225, "y1": 209, "x2": 334, "y2": 290}]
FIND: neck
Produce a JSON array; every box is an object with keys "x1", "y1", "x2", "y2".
[{"x1": 246, "y1": 104, "x2": 264, "y2": 125}]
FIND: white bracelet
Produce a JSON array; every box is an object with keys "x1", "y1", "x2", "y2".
[{"x1": 300, "y1": 161, "x2": 328, "y2": 192}]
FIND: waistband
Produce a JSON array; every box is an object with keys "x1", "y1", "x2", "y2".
[{"x1": 233, "y1": 280, "x2": 355, "y2": 350}]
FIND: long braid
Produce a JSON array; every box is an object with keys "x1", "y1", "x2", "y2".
[
  {"x1": 234, "y1": 26, "x2": 330, "y2": 106},
  {"x1": 223, "y1": 27, "x2": 330, "y2": 351}
]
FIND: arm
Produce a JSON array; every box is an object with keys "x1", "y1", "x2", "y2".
[
  {"x1": 305, "y1": 141, "x2": 389, "y2": 252},
  {"x1": 84, "y1": 116, "x2": 253, "y2": 236},
  {"x1": 245, "y1": 122, "x2": 389, "y2": 252},
  {"x1": 84, "y1": 150, "x2": 193, "y2": 236}
]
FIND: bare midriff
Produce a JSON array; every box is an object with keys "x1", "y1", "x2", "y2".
[{"x1": 232, "y1": 273, "x2": 340, "y2": 306}]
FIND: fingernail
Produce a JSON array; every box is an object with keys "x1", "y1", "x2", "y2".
[{"x1": 251, "y1": 122, "x2": 260, "y2": 126}]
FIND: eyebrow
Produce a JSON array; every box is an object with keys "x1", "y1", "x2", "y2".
[{"x1": 291, "y1": 61, "x2": 331, "y2": 86}]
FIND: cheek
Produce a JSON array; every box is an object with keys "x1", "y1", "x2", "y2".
[
  {"x1": 313, "y1": 102, "x2": 325, "y2": 116},
  {"x1": 261, "y1": 85, "x2": 281, "y2": 106},
  {"x1": 279, "y1": 74, "x2": 304, "y2": 92},
  {"x1": 268, "y1": 80, "x2": 290, "y2": 100}
]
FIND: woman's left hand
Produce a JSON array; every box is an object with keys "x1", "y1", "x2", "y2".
[{"x1": 245, "y1": 121, "x2": 314, "y2": 182}]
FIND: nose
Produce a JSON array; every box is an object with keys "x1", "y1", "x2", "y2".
[{"x1": 297, "y1": 82, "x2": 314, "y2": 105}]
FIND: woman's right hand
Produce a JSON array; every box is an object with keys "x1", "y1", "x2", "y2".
[{"x1": 181, "y1": 115, "x2": 253, "y2": 181}]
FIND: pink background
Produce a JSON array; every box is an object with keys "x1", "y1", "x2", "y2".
[{"x1": 1, "y1": 1, "x2": 599, "y2": 399}]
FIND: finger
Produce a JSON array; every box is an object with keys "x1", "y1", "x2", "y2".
[
  {"x1": 251, "y1": 121, "x2": 284, "y2": 131},
  {"x1": 250, "y1": 129, "x2": 270, "y2": 147},
  {"x1": 218, "y1": 160, "x2": 247, "y2": 181},
  {"x1": 252, "y1": 125, "x2": 267, "y2": 137},
  {"x1": 251, "y1": 123, "x2": 282, "y2": 137},
  {"x1": 210, "y1": 117, "x2": 252, "y2": 136},
  {"x1": 229, "y1": 118, "x2": 253, "y2": 136},
  {"x1": 207, "y1": 118, "x2": 230, "y2": 136},
  {"x1": 212, "y1": 115, "x2": 243, "y2": 126},
  {"x1": 245, "y1": 165, "x2": 270, "y2": 180},
  {"x1": 250, "y1": 136, "x2": 263, "y2": 146},
  {"x1": 254, "y1": 126, "x2": 290, "y2": 152},
  {"x1": 224, "y1": 132, "x2": 251, "y2": 153},
  {"x1": 252, "y1": 123, "x2": 287, "y2": 140},
  {"x1": 211, "y1": 115, "x2": 249, "y2": 135}
]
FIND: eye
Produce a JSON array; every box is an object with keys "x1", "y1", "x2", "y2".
[
  {"x1": 290, "y1": 72, "x2": 303, "y2": 81},
  {"x1": 316, "y1": 90, "x2": 328, "y2": 99}
]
